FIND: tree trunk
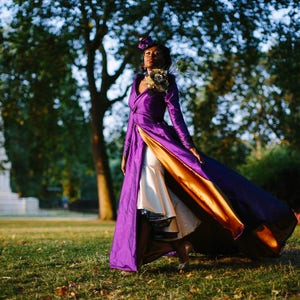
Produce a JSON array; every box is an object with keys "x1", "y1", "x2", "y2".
[
  {"x1": 91, "y1": 108, "x2": 116, "y2": 220},
  {"x1": 254, "y1": 135, "x2": 262, "y2": 160}
]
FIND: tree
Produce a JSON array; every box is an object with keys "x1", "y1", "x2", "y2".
[
  {"x1": 0, "y1": 0, "x2": 172, "y2": 219},
  {"x1": 2, "y1": 0, "x2": 211, "y2": 220},
  {"x1": 1, "y1": 0, "x2": 299, "y2": 219},
  {"x1": 186, "y1": 1, "x2": 300, "y2": 165},
  {"x1": 267, "y1": 38, "x2": 300, "y2": 149},
  {"x1": 0, "y1": 12, "x2": 92, "y2": 206}
]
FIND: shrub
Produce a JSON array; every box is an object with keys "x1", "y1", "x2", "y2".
[{"x1": 238, "y1": 145, "x2": 300, "y2": 211}]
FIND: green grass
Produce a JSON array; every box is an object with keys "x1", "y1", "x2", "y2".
[{"x1": 0, "y1": 220, "x2": 299, "y2": 299}]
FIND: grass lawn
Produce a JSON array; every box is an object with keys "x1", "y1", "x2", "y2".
[{"x1": 0, "y1": 219, "x2": 299, "y2": 299}]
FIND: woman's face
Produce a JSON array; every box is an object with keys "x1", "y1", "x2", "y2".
[{"x1": 143, "y1": 46, "x2": 166, "y2": 70}]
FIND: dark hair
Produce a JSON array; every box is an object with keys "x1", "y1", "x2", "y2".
[{"x1": 140, "y1": 44, "x2": 172, "y2": 71}]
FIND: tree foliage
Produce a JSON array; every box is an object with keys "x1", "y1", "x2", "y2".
[
  {"x1": 185, "y1": 1, "x2": 300, "y2": 165},
  {"x1": 267, "y1": 35, "x2": 300, "y2": 149},
  {"x1": 0, "y1": 10, "x2": 94, "y2": 206},
  {"x1": 0, "y1": 0, "x2": 299, "y2": 217},
  {"x1": 238, "y1": 145, "x2": 300, "y2": 211}
]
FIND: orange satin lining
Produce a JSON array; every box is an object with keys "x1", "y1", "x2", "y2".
[
  {"x1": 255, "y1": 225, "x2": 280, "y2": 253},
  {"x1": 138, "y1": 127, "x2": 244, "y2": 239}
]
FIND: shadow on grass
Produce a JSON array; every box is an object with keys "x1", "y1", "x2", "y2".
[
  {"x1": 139, "y1": 248, "x2": 300, "y2": 275},
  {"x1": 197, "y1": 251, "x2": 297, "y2": 268}
]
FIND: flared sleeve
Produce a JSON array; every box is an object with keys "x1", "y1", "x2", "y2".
[
  {"x1": 122, "y1": 110, "x2": 134, "y2": 158},
  {"x1": 164, "y1": 76, "x2": 195, "y2": 150}
]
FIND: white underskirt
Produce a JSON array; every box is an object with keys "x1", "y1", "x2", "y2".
[{"x1": 137, "y1": 147, "x2": 201, "y2": 239}]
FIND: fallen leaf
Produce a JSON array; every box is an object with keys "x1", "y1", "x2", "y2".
[
  {"x1": 147, "y1": 279, "x2": 154, "y2": 284},
  {"x1": 55, "y1": 286, "x2": 68, "y2": 296},
  {"x1": 70, "y1": 291, "x2": 77, "y2": 297},
  {"x1": 189, "y1": 287, "x2": 200, "y2": 294}
]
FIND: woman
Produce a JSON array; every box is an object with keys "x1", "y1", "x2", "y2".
[{"x1": 110, "y1": 37, "x2": 297, "y2": 273}]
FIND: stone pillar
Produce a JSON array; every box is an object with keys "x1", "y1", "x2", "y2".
[{"x1": 0, "y1": 113, "x2": 40, "y2": 215}]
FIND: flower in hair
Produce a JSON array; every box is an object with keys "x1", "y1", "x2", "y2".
[
  {"x1": 138, "y1": 37, "x2": 156, "y2": 50},
  {"x1": 145, "y1": 69, "x2": 169, "y2": 93}
]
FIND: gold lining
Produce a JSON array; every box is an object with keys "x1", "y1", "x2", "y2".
[
  {"x1": 255, "y1": 225, "x2": 280, "y2": 252},
  {"x1": 138, "y1": 127, "x2": 244, "y2": 239}
]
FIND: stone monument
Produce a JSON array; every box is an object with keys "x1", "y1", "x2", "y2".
[{"x1": 0, "y1": 114, "x2": 40, "y2": 215}]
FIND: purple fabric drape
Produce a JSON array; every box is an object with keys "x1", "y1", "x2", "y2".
[{"x1": 109, "y1": 74, "x2": 297, "y2": 272}]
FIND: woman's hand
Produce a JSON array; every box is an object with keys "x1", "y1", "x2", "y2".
[
  {"x1": 121, "y1": 156, "x2": 127, "y2": 175},
  {"x1": 189, "y1": 147, "x2": 203, "y2": 164}
]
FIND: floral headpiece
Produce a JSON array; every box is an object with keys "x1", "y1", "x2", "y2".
[{"x1": 138, "y1": 37, "x2": 156, "y2": 50}]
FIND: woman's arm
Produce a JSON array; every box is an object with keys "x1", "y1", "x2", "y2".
[{"x1": 165, "y1": 77, "x2": 202, "y2": 163}]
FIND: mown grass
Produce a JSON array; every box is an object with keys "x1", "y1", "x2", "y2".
[{"x1": 0, "y1": 219, "x2": 299, "y2": 299}]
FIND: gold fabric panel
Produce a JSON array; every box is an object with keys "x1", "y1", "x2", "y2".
[
  {"x1": 254, "y1": 225, "x2": 280, "y2": 253},
  {"x1": 138, "y1": 127, "x2": 245, "y2": 239}
]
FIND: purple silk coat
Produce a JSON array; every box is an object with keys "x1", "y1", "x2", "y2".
[{"x1": 109, "y1": 74, "x2": 297, "y2": 272}]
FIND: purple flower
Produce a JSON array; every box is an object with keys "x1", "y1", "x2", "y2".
[{"x1": 138, "y1": 37, "x2": 156, "y2": 50}]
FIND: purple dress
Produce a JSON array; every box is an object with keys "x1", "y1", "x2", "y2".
[{"x1": 109, "y1": 74, "x2": 297, "y2": 272}]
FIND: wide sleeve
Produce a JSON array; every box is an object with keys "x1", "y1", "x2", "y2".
[
  {"x1": 122, "y1": 109, "x2": 134, "y2": 158},
  {"x1": 164, "y1": 77, "x2": 195, "y2": 150},
  {"x1": 122, "y1": 76, "x2": 140, "y2": 158}
]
